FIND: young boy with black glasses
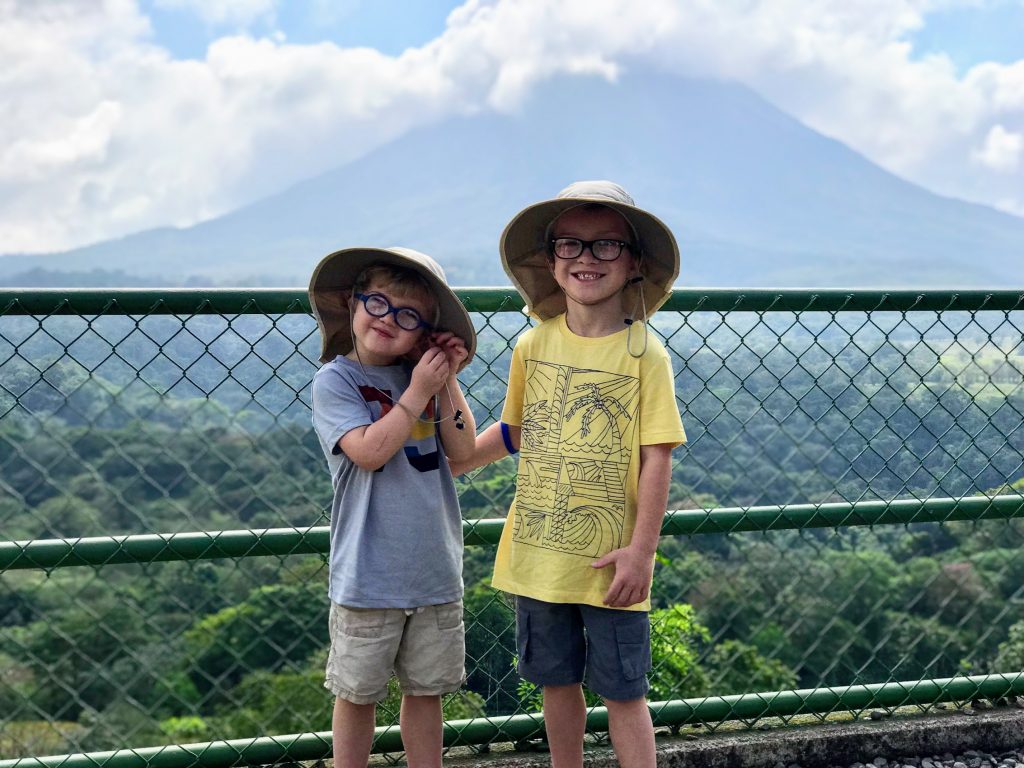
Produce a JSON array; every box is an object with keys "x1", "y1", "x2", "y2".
[{"x1": 308, "y1": 246, "x2": 476, "y2": 768}]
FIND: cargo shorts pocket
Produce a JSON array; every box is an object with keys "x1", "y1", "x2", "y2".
[
  {"x1": 516, "y1": 613, "x2": 530, "y2": 666},
  {"x1": 340, "y1": 607, "x2": 387, "y2": 639},
  {"x1": 435, "y1": 601, "x2": 463, "y2": 631},
  {"x1": 614, "y1": 618, "x2": 651, "y2": 681}
]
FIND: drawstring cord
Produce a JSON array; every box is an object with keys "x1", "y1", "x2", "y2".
[{"x1": 624, "y1": 275, "x2": 648, "y2": 359}]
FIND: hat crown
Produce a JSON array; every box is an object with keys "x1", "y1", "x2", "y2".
[
  {"x1": 386, "y1": 246, "x2": 448, "y2": 285},
  {"x1": 557, "y1": 180, "x2": 636, "y2": 207}
]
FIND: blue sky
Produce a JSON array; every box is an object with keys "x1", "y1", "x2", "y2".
[
  {"x1": 3, "y1": 0, "x2": 1023, "y2": 254},
  {"x1": 910, "y1": 0, "x2": 1024, "y2": 71},
  {"x1": 143, "y1": 0, "x2": 467, "y2": 58}
]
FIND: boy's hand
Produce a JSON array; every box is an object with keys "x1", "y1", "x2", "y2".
[
  {"x1": 591, "y1": 545, "x2": 654, "y2": 608},
  {"x1": 409, "y1": 346, "x2": 450, "y2": 398},
  {"x1": 431, "y1": 331, "x2": 469, "y2": 375}
]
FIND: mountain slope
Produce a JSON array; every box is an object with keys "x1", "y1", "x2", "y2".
[{"x1": 3, "y1": 72, "x2": 1022, "y2": 287}]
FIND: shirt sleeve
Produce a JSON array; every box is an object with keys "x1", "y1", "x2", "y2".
[
  {"x1": 639, "y1": 345, "x2": 687, "y2": 448},
  {"x1": 499, "y1": 341, "x2": 526, "y2": 428},
  {"x1": 312, "y1": 367, "x2": 375, "y2": 456}
]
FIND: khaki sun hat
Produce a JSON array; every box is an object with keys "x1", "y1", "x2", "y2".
[
  {"x1": 308, "y1": 246, "x2": 476, "y2": 367},
  {"x1": 500, "y1": 180, "x2": 680, "y2": 322}
]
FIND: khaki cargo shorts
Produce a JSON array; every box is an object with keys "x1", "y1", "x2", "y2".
[{"x1": 324, "y1": 600, "x2": 465, "y2": 704}]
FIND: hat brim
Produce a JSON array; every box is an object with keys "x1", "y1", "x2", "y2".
[
  {"x1": 500, "y1": 199, "x2": 679, "y2": 322},
  {"x1": 308, "y1": 247, "x2": 476, "y2": 367}
]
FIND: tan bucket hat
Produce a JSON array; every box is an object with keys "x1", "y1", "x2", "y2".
[
  {"x1": 500, "y1": 180, "x2": 680, "y2": 321},
  {"x1": 308, "y1": 246, "x2": 476, "y2": 367}
]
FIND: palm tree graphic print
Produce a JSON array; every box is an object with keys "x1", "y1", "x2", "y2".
[{"x1": 513, "y1": 359, "x2": 640, "y2": 558}]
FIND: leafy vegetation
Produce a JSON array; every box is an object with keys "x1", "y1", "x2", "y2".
[{"x1": 2, "y1": 312, "x2": 1023, "y2": 756}]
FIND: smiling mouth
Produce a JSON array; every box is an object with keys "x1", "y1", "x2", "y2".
[{"x1": 572, "y1": 272, "x2": 604, "y2": 281}]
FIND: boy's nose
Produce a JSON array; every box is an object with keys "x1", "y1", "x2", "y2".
[{"x1": 376, "y1": 311, "x2": 398, "y2": 327}]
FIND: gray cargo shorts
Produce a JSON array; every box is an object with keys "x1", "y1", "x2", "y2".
[{"x1": 324, "y1": 600, "x2": 465, "y2": 704}]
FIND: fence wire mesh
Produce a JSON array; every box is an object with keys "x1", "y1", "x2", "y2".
[{"x1": 1, "y1": 289, "x2": 1024, "y2": 762}]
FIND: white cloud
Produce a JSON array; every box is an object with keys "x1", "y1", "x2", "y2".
[
  {"x1": 973, "y1": 124, "x2": 1024, "y2": 171},
  {"x1": 1, "y1": 0, "x2": 1022, "y2": 255},
  {"x1": 0, "y1": 0, "x2": 459, "y2": 252}
]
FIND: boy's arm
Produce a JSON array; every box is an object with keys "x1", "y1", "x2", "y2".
[
  {"x1": 449, "y1": 421, "x2": 520, "y2": 476},
  {"x1": 449, "y1": 336, "x2": 524, "y2": 476},
  {"x1": 591, "y1": 442, "x2": 673, "y2": 608},
  {"x1": 339, "y1": 347, "x2": 449, "y2": 471}
]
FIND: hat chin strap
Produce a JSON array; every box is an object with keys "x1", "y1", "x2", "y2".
[{"x1": 624, "y1": 275, "x2": 648, "y2": 358}]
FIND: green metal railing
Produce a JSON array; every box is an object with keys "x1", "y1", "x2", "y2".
[
  {"x1": 6, "y1": 673, "x2": 1024, "y2": 768},
  {"x1": 4, "y1": 495, "x2": 1024, "y2": 571},
  {"x1": 2, "y1": 288, "x2": 1024, "y2": 765}
]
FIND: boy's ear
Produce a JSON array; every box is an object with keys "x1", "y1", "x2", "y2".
[{"x1": 630, "y1": 253, "x2": 643, "y2": 279}]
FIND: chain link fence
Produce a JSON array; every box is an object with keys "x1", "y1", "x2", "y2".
[{"x1": 2, "y1": 288, "x2": 1024, "y2": 763}]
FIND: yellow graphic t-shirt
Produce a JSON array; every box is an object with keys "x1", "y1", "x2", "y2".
[{"x1": 492, "y1": 314, "x2": 687, "y2": 611}]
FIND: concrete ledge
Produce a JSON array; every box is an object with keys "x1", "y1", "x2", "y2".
[{"x1": 441, "y1": 707, "x2": 1024, "y2": 768}]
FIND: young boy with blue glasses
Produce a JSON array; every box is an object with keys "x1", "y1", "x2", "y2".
[
  {"x1": 308, "y1": 246, "x2": 476, "y2": 768},
  {"x1": 455, "y1": 181, "x2": 686, "y2": 767}
]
